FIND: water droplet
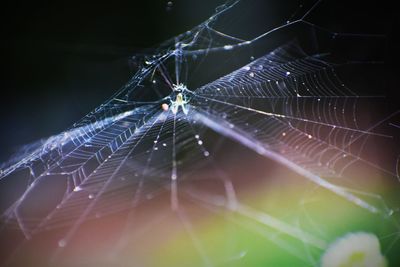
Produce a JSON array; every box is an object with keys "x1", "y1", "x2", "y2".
[
  {"x1": 73, "y1": 186, "x2": 82, "y2": 192},
  {"x1": 166, "y1": 1, "x2": 173, "y2": 11},
  {"x1": 223, "y1": 45, "x2": 233, "y2": 50},
  {"x1": 58, "y1": 239, "x2": 67, "y2": 247}
]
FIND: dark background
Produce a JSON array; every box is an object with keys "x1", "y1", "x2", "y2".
[{"x1": 0, "y1": 0, "x2": 397, "y2": 162}]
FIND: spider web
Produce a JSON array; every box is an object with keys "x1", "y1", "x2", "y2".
[{"x1": 1, "y1": 0, "x2": 399, "y2": 266}]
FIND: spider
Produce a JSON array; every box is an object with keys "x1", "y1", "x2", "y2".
[{"x1": 162, "y1": 83, "x2": 190, "y2": 115}]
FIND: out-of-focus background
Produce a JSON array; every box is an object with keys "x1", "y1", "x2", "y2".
[{"x1": 0, "y1": 1, "x2": 399, "y2": 267}]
